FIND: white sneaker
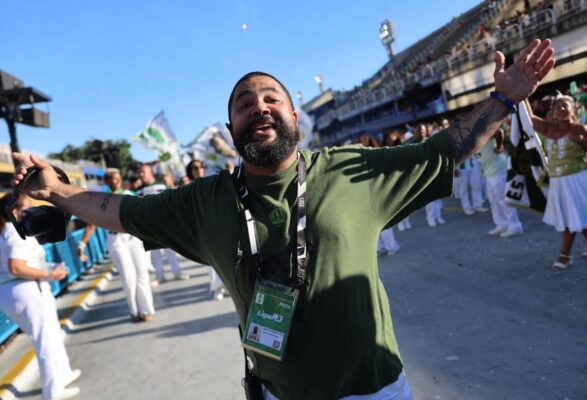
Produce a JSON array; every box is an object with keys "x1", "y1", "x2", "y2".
[
  {"x1": 437, "y1": 218, "x2": 446, "y2": 225},
  {"x1": 464, "y1": 209, "x2": 475, "y2": 216},
  {"x1": 49, "y1": 387, "x2": 80, "y2": 400},
  {"x1": 488, "y1": 227, "x2": 505, "y2": 236},
  {"x1": 500, "y1": 227, "x2": 524, "y2": 238},
  {"x1": 397, "y1": 224, "x2": 405, "y2": 232},
  {"x1": 64, "y1": 369, "x2": 82, "y2": 387},
  {"x1": 150, "y1": 280, "x2": 159, "y2": 288},
  {"x1": 174, "y1": 273, "x2": 190, "y2": 281},
  {"x1": 427, "y1": 220, "x2": 437, "y2": 227},
  {"x1": 474, "y1": 207, "x2": 489, "y2": 213},
  {"x1": 212, "y1": 288, "x2": 224, "y2": 300}
]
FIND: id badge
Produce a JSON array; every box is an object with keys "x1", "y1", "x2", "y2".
[{"x1": 242, "y1": 279, "x2": 299, "y2": 361}]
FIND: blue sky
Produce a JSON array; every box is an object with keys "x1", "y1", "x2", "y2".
[{"x1": 1, "y1": 0, "x2": 481, "y2": 161}]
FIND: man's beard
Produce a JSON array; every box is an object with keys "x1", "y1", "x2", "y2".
[{"x1": 234, "y1": 116, "x2": 300, "y2": 167}]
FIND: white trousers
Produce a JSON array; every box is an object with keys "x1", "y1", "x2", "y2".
[
  {"x1": 425, "y1": 199, "x2": 443, "y2": 224},
  {"x1": 0, "y1": 280, "x2": 73, "y2": 399},
  {"x1": 208, "y1": 267, "x2": 225, "y2": 292},
  {"x1": 486, "y1": 173, "x2": 523, "y2": 231},
  {"x1": 263, "y1": 371, "x2": 413, "y2": 400},
  {"x1": 378, "y1": 228, "x2": 400, "y2": 253},
  {"x1": 458, "y1": 168, "x2": 485, "y2": 213},
  {"x1": 397, "y1": 217, "x2": 411, "y2": 231},
  {"x1": 150, "y1": 248, "x2": 181, "y2": 279},
  {"x1": 107, "y1": 233, "x2": 155, "y2": 317}
]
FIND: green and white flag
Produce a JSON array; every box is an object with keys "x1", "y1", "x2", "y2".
[{"x1": 133, "y1": 111, "x2": 184, "y2": 174}]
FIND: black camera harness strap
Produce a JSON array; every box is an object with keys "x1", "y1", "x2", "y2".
[{"x1": 236, "y1": 152, "x2": 308, "y2": 288}]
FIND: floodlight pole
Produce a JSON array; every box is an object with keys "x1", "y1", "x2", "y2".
[
  {"x1": 1, "y1": 106, "x2": 21, "y2": 169},
  {"x1": 0, "y1": 70, "x2": 51, "y2": 168},
  {"x1": 0, "y1": 103, "x2": 21, "y2": 167},
  {"x1": 7, "y1": 120, "x2": 20, "y2": 155}
]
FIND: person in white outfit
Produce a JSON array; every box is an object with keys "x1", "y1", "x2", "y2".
[
  {"x1": 378, "y1": 228, "x2": 400, "y2": 255},
  {"x1": 359, "y1": 133, "x2": 402, "y2": 256},
  {"x1": 477, "y1": 127, "x2": 524, "y2": 238},
  {"x1": 456, "y1": 157, "x2": 488, "y2": 215},
  {"x1": 425, "y1": 199, "x2": 445, "y2": 227},
  {"x1": 79, "y1": 169, "x2": 156, "y2": 321},
  {"x1": 426, "y1": 123, "x2": 447, "y2": 227},
  {"x1": 185, "y1": 159, "x2": 228, "y2": 300},
  {"x1": 527, "y1": 95, "x2": 587, "y2": 270},
  {"x1": 0, "y1": 195, "x2": 81, "y2": 400},
  {"x1": 382, "y1": 131, "x2": 413, "y2": 232},
  {"x1": 137, "y1": 164, "x2": 189, "y2": 284}
]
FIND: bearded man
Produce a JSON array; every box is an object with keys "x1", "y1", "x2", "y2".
[{"x1": 12, "y1": 39, "x2": 555, "y2": 400}]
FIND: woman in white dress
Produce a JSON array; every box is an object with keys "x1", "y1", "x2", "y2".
[
  {"x1": 0, "y1": 194, "x2": 81, "y2": 400},
  {"x1": 527, "y1": 95, "x2": 587, "y2": 270}
]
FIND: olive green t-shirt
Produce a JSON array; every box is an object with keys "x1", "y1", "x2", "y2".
[{"x1": 120, "y1": 131, "x2": 454, "y2": 400}]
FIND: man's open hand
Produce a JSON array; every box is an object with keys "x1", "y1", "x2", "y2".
[{"x1": 494, "y1": 39, "x2": 556, "y2": 103}]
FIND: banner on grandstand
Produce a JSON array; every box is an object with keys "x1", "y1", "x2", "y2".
[
  {"x1": 505, "y1": 102, "x2": 548, "y2": 213},
  {"x1": 133, "y1": 111, "x2": 184, "y2": 174}
]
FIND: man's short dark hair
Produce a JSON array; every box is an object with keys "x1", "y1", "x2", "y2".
[{"x1": 227, "y1": 71, "x2": 294, "y2": 123}]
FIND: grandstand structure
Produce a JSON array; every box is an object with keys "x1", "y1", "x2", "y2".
[{"x1": 303, "y1": 0, "x2": 587, "y2": 146}]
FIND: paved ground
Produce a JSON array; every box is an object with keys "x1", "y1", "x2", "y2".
[{"x1": 1, "y1": 198, "x2": 586, "y2": 400}]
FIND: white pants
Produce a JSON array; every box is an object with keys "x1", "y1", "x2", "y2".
[
  {"x1": 397, "y1": 217, "x2": 411, "y2": 231},
  {"x1": 150, "y1": 248, "x2": 181, "y2": 279},
  {"x1": 0, "y1": 280, "x2": 73, "y2": 399},
  {"x1": 458, "y1": 168, "x2": 485, "y2": 213},
  {"x1": 486, "y1": 173, "x2": 523, "y2": 231},
  {"x1": 107, "y1": 233, "x2": 155, "y2": 317},
  {"x1": 263, "y1": 371, "x2": 412, "y2": 400},
  {"x1": 425, "y1": 199, "x2": 443, "y2": 224},
  {"x1": 378, "y1": 228, "x2": 400, "y2": 253},
  {"x1": 208, "y1": 267, "x2": 225, "y2": 292}
]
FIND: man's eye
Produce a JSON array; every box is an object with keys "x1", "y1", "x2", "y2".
[{"x1": 239, "y1": 102, "x2": 251, "y2": 110}]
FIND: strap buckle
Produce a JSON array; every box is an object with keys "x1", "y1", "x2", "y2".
[{"x1": 296, "y1": 245, "x2": 307, "y2": 259}]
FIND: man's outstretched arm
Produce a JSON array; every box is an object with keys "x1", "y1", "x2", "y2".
[
  {"x1": 11, "y1": 153, "x2": 126, "y2": 232},
  {"x1": 446, "y1": 39, "x2": 555, "y2": 164}
]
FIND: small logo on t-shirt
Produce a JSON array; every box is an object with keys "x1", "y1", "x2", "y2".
[{"x1": 269, "y1": 207, "x2": 287, "y2": 225}]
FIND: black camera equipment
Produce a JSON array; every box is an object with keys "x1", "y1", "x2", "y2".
[{"x1": 5, "y1": 165, "x2": 71, "y2": 244}]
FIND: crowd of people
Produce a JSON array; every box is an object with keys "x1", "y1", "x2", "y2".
[
  {"x1": 350, "y1": 80, "x2": 587, "y2": 271},
  {"x1": 0, "y1": 158, "x2": 231, "y2": 400}
]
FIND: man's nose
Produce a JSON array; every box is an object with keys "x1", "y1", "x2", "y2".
[{"x1": 252, "y1": 98, "x2": 270, "y2": 115}]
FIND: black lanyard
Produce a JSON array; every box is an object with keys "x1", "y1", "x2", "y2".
[{"x1": 236, "y1": 153, "x2": 308, "y2": 288}]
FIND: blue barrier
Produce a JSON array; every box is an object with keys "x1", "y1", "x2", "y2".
[{"x1": 0, "y1": 227, "x2": 109, "y2": 345}]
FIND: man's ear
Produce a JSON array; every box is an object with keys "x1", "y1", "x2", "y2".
[{"x1": 292, "y1": 110, "x2": 298, "y2": 126}]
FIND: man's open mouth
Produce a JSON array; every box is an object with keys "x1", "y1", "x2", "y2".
[{"x1": 250, "y1": 121, "x2": 275, "y2": 135}]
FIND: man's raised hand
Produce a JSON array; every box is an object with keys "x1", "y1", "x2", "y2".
[
  {"x1": 11, "y1": 152, "x2": 62, "y2": 201},
  {"x1": 494, "y1": 38, "x2": 556, "y2": 103}
]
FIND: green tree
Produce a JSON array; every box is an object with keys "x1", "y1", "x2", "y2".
[{"x1": 48, "y1": 139, "x2": 138, "y2": 177}]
